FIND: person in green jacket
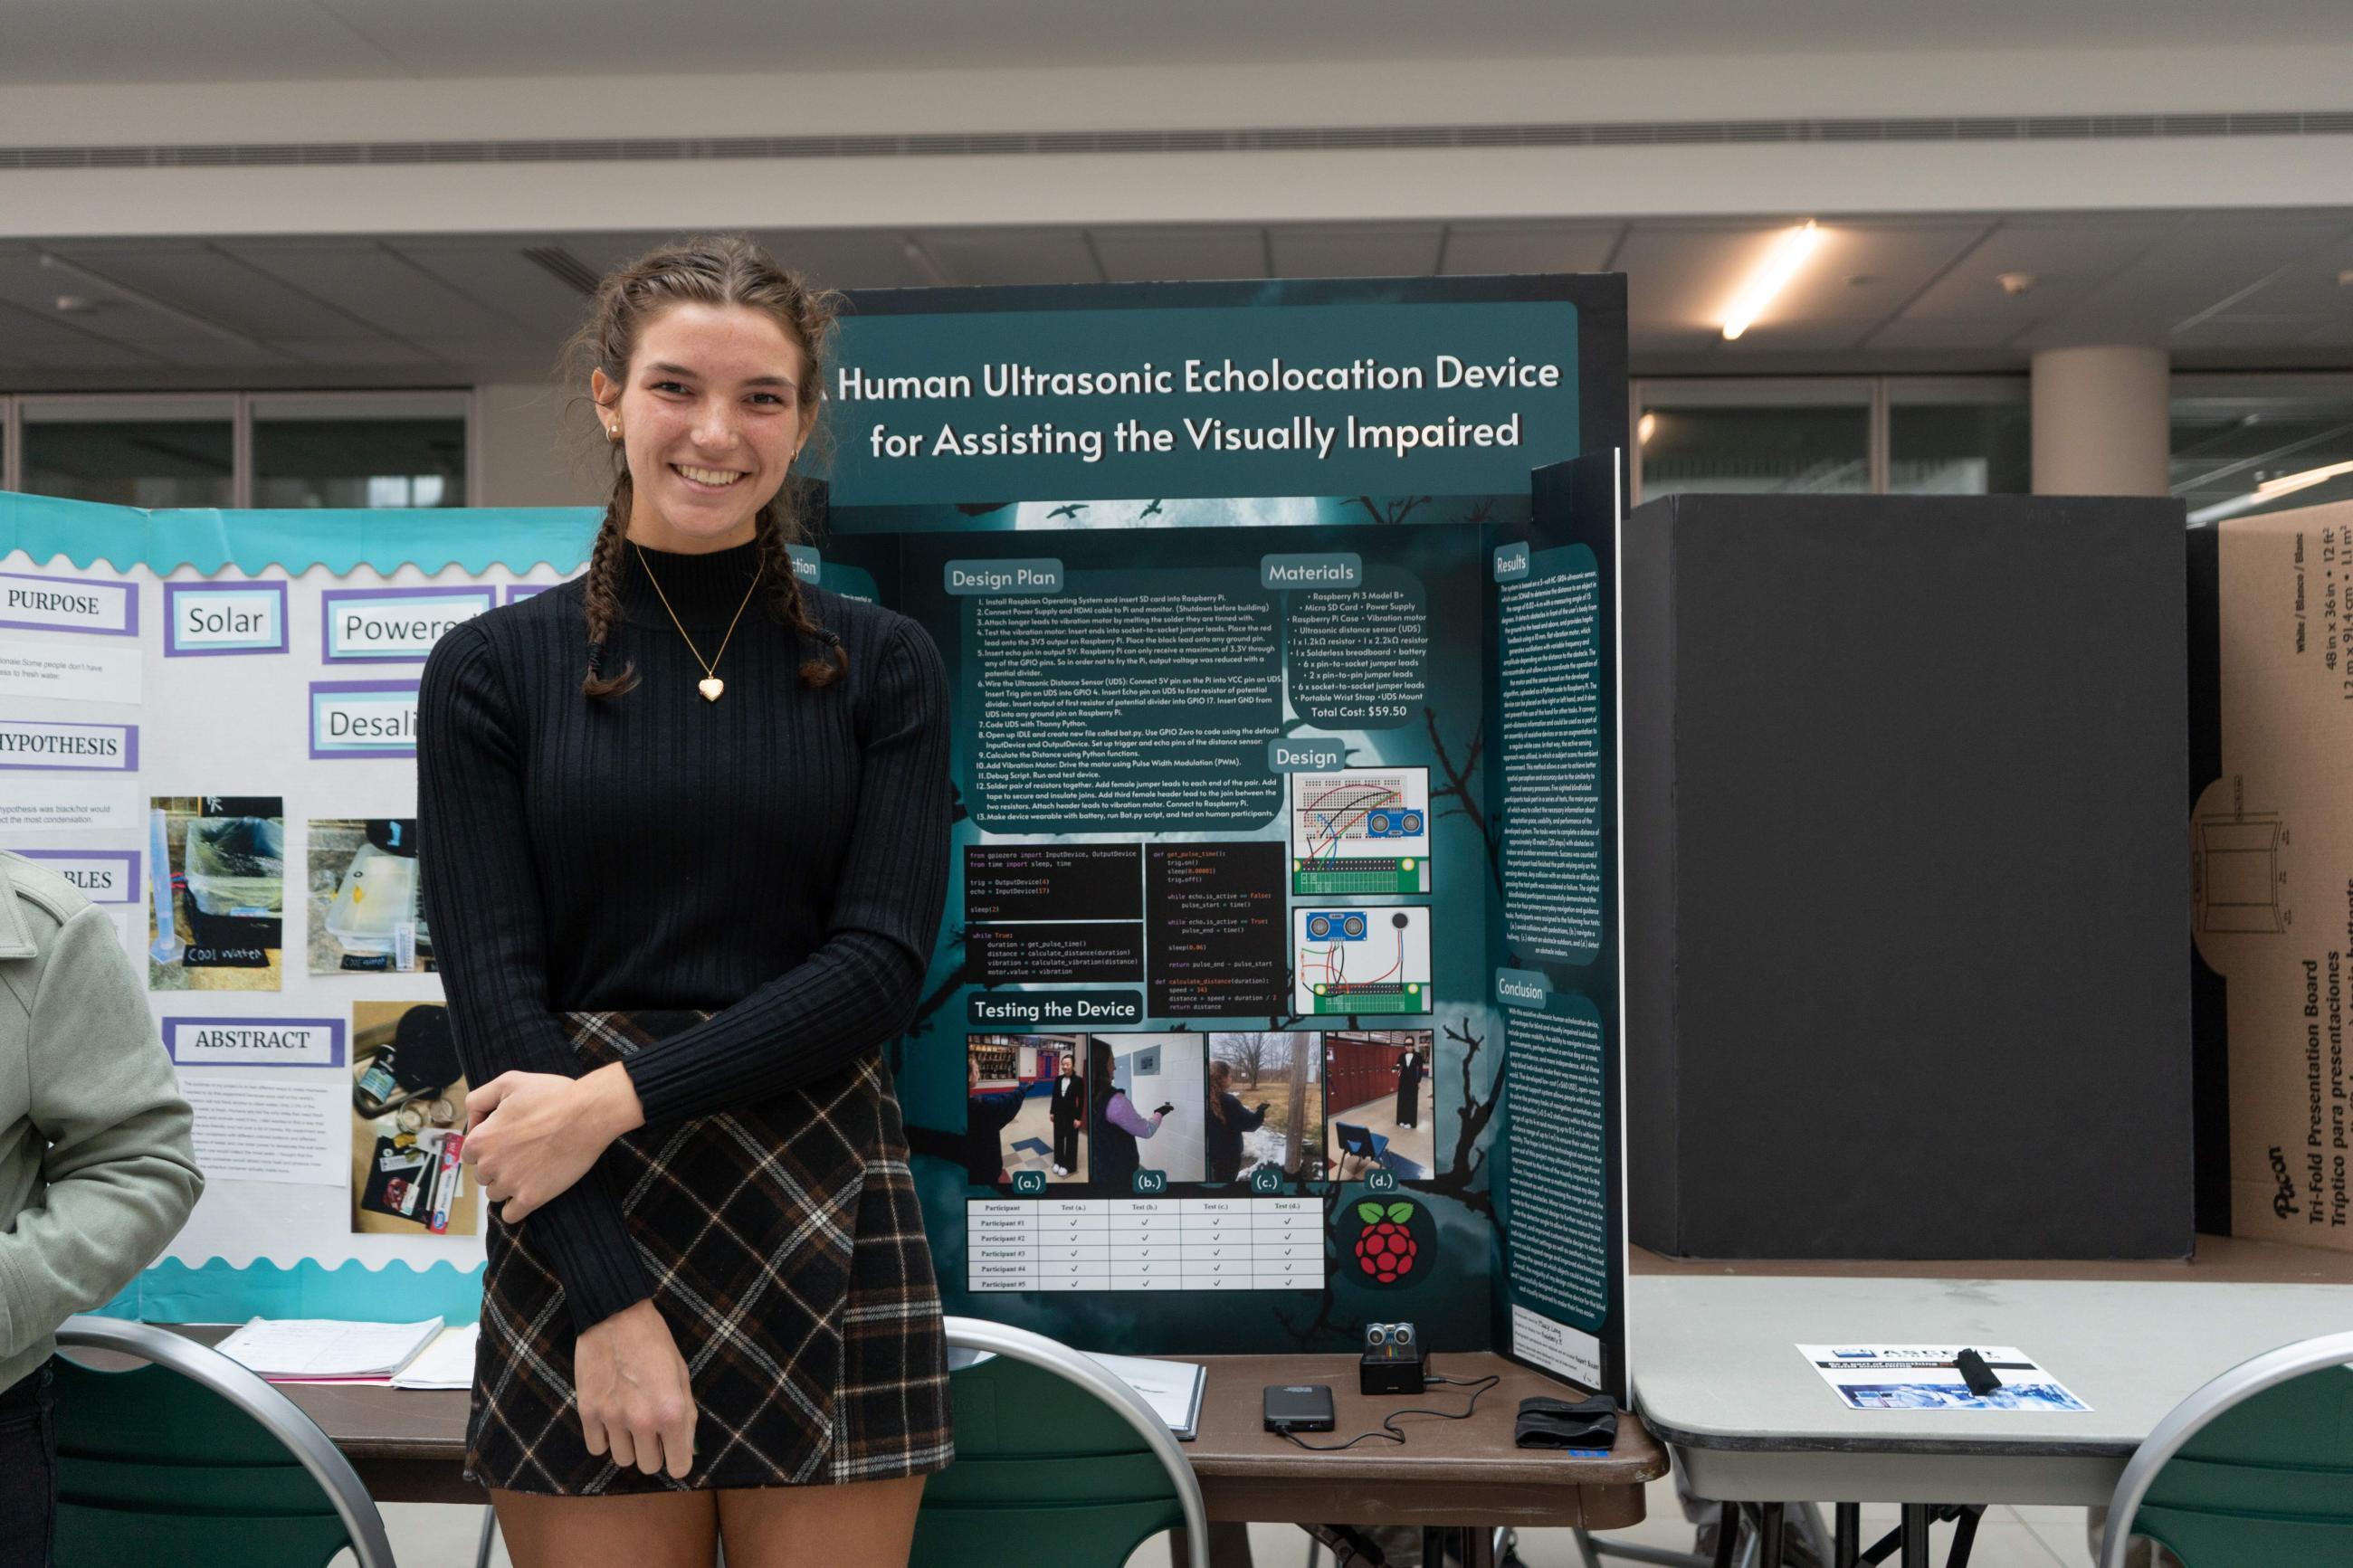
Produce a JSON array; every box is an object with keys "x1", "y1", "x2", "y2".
[{"x1": 0, "y1": 851, "x2": 204, "y2": 1566}]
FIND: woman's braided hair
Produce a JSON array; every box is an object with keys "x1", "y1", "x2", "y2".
[{"x1": 563, "y1": 233, "x2": 846, "y2": 698}]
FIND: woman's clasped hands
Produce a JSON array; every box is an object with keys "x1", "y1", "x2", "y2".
[{"x1": 465, "y1": 1062, "x2": 646, "y2": 1223}]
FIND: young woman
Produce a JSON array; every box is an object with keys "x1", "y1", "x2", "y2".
[
  {"x1": 1203, "y1": 1060, "x2": 1269, "y2": 1183},
  {"x1": 1393, "y1": 1042, "x2": 1425, "y2": 1130},
  {"x1": 417, "y1": 234, "x2": 952, "y2": 1568},
  {"x1": 1087, "y1": 1035, "x2": 1170, "y2": 1189}
]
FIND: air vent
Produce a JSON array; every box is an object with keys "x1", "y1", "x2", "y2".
[
  {"x1": 522, "y1": 246, "x2": 602, "y2": 295},
  {"x1": 2, "y1": 110, "x2": 2348, "y2": 171}
]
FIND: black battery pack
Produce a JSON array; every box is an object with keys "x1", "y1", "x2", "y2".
[{"x1": 1262, "y1": 1383, "x2": 1336, "y2": 1433}]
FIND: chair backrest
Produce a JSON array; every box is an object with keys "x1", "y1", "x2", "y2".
[
  {"x1": 912, "y1": 1316, "x2": 1209, "y2": 1568},
  {"x1": 52, "y1": 1317, "x2": 397, "y2": 1568},
  {"x1": 2101, "y1": 1329, "x2": 2353, "y2": 1568}
]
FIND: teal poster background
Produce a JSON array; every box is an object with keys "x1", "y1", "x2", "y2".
[{"x1": 825, "y1": 275, "x2": 1628, "y2": 1381}]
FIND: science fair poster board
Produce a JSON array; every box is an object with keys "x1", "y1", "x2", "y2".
[{"x1": 0, "y1": 272, "x2": 1630, "y2": 1395}]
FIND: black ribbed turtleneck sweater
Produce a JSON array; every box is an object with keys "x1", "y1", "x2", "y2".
[{"x1": 416, "y1": 539, "x2": 950, "y2": 1331}]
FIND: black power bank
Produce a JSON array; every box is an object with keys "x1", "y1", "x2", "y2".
[{"x1": 1262, "y1": 1383, "x2": 1336, "y2": 1433}]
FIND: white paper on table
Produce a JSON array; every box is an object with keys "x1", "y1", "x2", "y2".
[
  {"x1": 0, "y1": 777, "x2": 138, "y2": 835},
  {"x1": 1083, "y1": 1351, "x2": 1206, "y2": 1440},
  {"x1": 179, "y1": 1070, "x2": 347, "y2": 1187},
  {"x1": 1796, "y1": 1345, "x2": 2091, "y2": 1412},
  {"x1": 0, "y1": 637, "x2": 143, "y2": 705},
  {"x1": 390, "y1": 1323, "x2": 479, "y2": 1390},
  {"x1": 216, "y1": 1316, "x2": 443, "y2": 1380}
]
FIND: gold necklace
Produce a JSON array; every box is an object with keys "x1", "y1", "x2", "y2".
[{"x1": 633, "y1": 543, "x2": 762, "y2": 701}]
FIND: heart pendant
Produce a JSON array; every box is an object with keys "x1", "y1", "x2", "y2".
[{"x1": 698, "y1": 678, "x2": 724, "y2": 701}]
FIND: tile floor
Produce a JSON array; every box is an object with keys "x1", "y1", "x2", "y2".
[
  {"x1": 1325, "y1": 1079, "x2": 1437, "y2": 1182},
  {"x1": 996, "y1": 1087, "x2": 1088, "y2": 1183},
  {"x1": 354, "y1": 1476, "x2": 2112, "y2": 1565}
]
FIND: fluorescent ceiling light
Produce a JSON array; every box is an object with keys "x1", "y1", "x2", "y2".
[
  {"x1": 2254, "y1": 457, "x2": 2353, "y2": 499},
  {"x1": 1720, "y1": 221, "x2": 1822, "y2": 342},
  {"x1": 2186, "y1": 458, "x2": 2353, "y2": 525}
]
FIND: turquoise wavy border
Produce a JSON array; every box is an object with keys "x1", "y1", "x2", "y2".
[
  {"x1": 95, "y1": 1258, "x2": 485, "y2": 1325},
  {"x1": 0, "y1": 490, "x2": 601, "y2": 575}
]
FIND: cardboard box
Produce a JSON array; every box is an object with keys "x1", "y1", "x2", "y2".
[
  {"x1": 1625, "y1": 492, "x2": 2193, "y2": 1259},
  {"x1": 2191, "y1": 499, "x2": 2353, "y2": 1250}
]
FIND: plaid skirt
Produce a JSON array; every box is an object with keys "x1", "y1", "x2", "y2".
[{"x1": 467, "y1": 1012, "x2": 953, "y2": 1495}]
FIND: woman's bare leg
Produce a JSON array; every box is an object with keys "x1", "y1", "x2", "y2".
[
  {"x1": 491, "y1": 1487, "x2": 719, "y2": 1568},
  {"x1": 715, "y1": 1474, "x2": 929, "y2": 1568}
]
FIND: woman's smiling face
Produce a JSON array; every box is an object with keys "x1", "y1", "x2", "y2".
[{"x1": 592, "y1": 300, "x2": 813, "y2": 552}]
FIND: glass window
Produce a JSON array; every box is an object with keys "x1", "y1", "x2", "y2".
[
  {"x1": 2170, "y1": 375, "x2": 2353, "y2": 526},
  {"x1": 1636, "y1": 379, "x2": 1871, "y2": 503},
  {"x1": 1888, "y1": 378, "x2": 2031, "y2": 496},
  {"x1": 20, "y1": 396, "x2": 235, "y2": 508},
  {"x1": 252, "y1": 393, "x2": 468, "y2": 509}
]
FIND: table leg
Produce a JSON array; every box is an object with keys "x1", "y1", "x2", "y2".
[
  {"x1": 1757, "y1": 1504, "x2": 1786, "y2": 1568},
  {"x1": 1834, "y1": 1504, "x2": 1859, "y2": 1568},
  {"x1": 1712, "y1": 1503, "x2": 1739, "y2": 1568},
  {"x1": 1195, "y1": 1520, "x2": 1256, "y2": 1568},
  {"x1": 1945, "y1": 1506, "x2": 1983, "y2": 1568},
  {"x1": 1900, "y1": 1505, "x2": 1931, "y2": 1568}
]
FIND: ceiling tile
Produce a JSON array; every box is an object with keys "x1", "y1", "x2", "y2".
[
  {"x1": 1612, "y1": 223, "x2": 1806, "y2": 337},
  {"x1": 395, "y1": 242, "x2": 600, "y2": 337},
  {"x1": 1895, "y1": 217, "x2": 2183, "y2": 325},
  {"x1": 1771, "y1": 221, "x2": 1990, "y2": 330},
  {"x1": 1440, "y1": 225, "x2": 1621, "y2": 277},
  {"x1": 275, "y1": 338, "x2": 443, "y2": 368},
  {"x1": 759, "y1": 232, "x2": 945, "y2": 292},
  {"x1": 44, "y1": 242, "x2": 379, "y2": 341},
  {"x1": 1091, "y1": 228, "x2": 1268, "y2": 284},
  {"x1": 1269, "y1": 225, "x2": 1443, "y2": 279},
  {"x1": 219, "y1": 240, "x2": 519, "y2": 342},
  {"x1": 918, "y1": 230, "x2": 1103, "y2": 287},
  {"x1": 2089, "y1": 214, "x2": 2353, "y2": 336},
  {"x1": 2222, "y1": 227, "x2": 2353, "y2": 318}
]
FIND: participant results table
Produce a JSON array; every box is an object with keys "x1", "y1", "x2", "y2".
[{"x1": 967, "y1": 1195, "x2": 1324, "y2": 1291}]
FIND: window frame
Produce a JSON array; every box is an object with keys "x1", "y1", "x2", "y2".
[
  {"x1": 3, "y1": 388, "x2": 477, "y2": 508},
  {"x1": 1632, "y1": 374, "x2": 2032, "y2": 506}
]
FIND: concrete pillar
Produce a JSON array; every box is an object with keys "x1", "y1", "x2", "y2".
[{"x1": 2030, "y1": 345, "x2": 2172, "y2": 497}]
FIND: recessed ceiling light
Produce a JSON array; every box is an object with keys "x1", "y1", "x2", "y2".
[
  {"x1": 1997, "y1": 272, "x2": 2037, "y2": 297},
  {"x1": 2339, "y1": 268, "x2": 2353, "y2": 288},
  {"x1": 53, "y1": 293, "x2": 100, "y2": 314},
  {"x1": 1720, "y1": 221, "x2": 1822, "y2": 341},
  {"x1": 1638, "y1": 412, "x2": 1658, "y2": 446}
]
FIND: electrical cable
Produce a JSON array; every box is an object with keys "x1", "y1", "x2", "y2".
[{"x1": 1275, "y1": 1372, "x2": 1501, "y2": 1452}]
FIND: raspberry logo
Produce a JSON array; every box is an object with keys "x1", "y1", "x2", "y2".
[{"x1": 1352, "y1": 1201, "x2": 1420, "y2": 1284}]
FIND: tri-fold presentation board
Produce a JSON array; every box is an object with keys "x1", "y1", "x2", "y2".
[{"x1": 0, "y1": 273, "x2": 1632, "y2": 1396}]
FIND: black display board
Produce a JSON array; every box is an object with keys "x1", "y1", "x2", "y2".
[{"x1": 1623, "y1": 492, "x2": 2193, "y2": 1259}]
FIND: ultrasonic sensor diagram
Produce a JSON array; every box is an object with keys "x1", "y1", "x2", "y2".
[
  {"x1": 1294, "y1": 905, "x2": 1432, "y2": 1015},
  {"x1": 1290, "y1": 767, "x2": 1433, "y2": 896}
]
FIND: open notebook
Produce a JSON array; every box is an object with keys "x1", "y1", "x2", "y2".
[
  {"x1": 213, "y1": 1317, "x2": 444, "y2": 1383},
  {"x1": 1082, "y1": 1352, "x2": 1207, "y2": 1442}
]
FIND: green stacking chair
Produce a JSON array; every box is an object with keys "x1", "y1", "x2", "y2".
[
  {"x1": 913, "y1": 1316, "x2": 1209, "y2": 1568},
  {"x1": 2100, "y1": 1327, "x2": 2353, "y2": 1568},
  {"x1": 52, "y1": 1316, "x2": 397, "y2": 1568}
]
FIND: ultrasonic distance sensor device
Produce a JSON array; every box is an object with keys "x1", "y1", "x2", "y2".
[{"x1": 1360, "y1": 1320, "x2": 1426, "y2": 1395}]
